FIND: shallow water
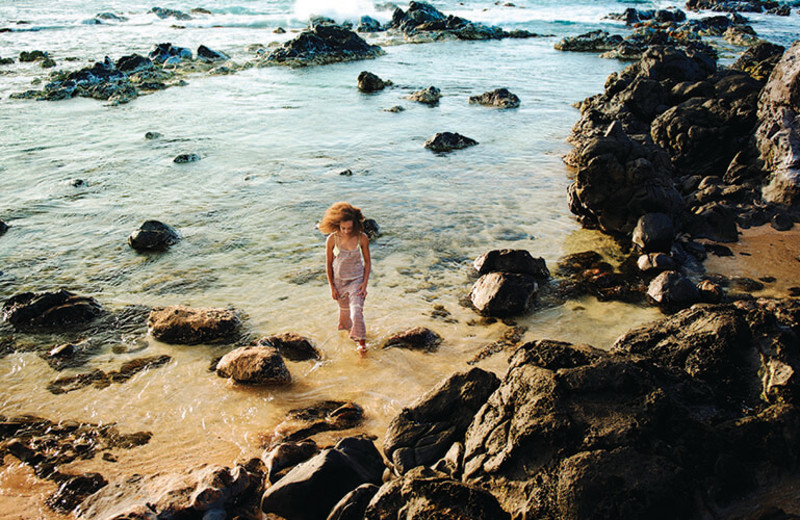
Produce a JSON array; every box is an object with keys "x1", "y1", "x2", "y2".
[{"x1": 0, "y1": 0, "x2": 797, "y2": 516}]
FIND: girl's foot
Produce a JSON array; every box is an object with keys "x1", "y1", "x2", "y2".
[{"x1": 356, "y1": 341, "x2": 367, "y2": 356}]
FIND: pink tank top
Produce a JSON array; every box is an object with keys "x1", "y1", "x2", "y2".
[{"x1": 332, "y1": 233, "x2": 364, "y2": 281}]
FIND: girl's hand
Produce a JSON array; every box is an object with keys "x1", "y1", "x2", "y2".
[
  {"x1": 357, "y1": 282, "x2": 368, "y2": 298},
  {"x1": 331, "y1": 286, "x2": 339, "y2": 300}
]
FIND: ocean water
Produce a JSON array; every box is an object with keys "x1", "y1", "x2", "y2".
[{"x1": 0, "y1": 0, "x2": 797, "y2": 516}]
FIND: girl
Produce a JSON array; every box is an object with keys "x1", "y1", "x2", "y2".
[{"x1": 319, "y1": 202, "x2": 371, "y2": 355}]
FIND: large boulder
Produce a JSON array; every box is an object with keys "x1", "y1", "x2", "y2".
[
  {"x1": 148, "y1": 306, "x2": 241, "y2": 345},
  {"x1": 364, "y1": 467, "x2": 510, "y2": 520},
  {"x1": 216, "y1": 345, "x2": 291, "y2": 385},
  {"x1": 755, "y1": 40, "x2": 800, "y2": 207},
  {"x1": 2, "y1": 290, "x2": 103, "y2": 331},
  {"x1": 473, "y1": 249, "x2": 550, "y2": 278},
  {"x1": 469, "y1": 272, "x2": 538, "y2": 317},
  {"x1": 264, "y1": 24, "x2": 384, "y2": 67},
  {"x1": 383, "y1": 368, "x2": 500, "y2": 474},
  {"x1": 128, "y1": 220, "x2": 181, "y2": 251},
  {"x1": 261, "y1": 436, "x2": 385, "y2": 520},
  {"x1": 424, "y1": 132, "x2": 478, "y2": 152}
]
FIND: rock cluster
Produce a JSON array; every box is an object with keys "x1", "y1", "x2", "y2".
[
  {"x1": 10, "y1": 43, "x2": 229, "y2": 104},
  {"x1": 362, "y1": 1, "x2": 543, "y2": 42},
  {"x1": 2, "y1": 290, "x2": 103, "y2": 332},
  {"x1": 468, "y1": 88, "x2": 520, "y2": 109},
  {"x1": 567, "y1": 43, "x2": 799, "y2": 250},
  {"x1": 262, "y1": 23, "x2": 385, "y2": 67}
]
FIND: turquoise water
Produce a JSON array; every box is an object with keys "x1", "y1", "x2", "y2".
[{"x1": 0, "y1": 0, "x2": 797, "y2": 515}]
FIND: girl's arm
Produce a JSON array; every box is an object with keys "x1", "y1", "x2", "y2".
[
  {"x1": 326, "y1": 234, "x2": 338, "y2": 300},
  {"x1": 358, "y1": 233, "x2": 371, "y2": 297}
]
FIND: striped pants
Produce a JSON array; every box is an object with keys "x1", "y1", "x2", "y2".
[{"x1": 335, "y1": 277, "x2": 366, "y2": 341}]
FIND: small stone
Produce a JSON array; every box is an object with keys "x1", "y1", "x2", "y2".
[
  {"x1": 408, "y1": 86, "x2": 441, "y2": 105},
  {"x1": 274, "y1": 27, "x2": 286, "y2": 34},
  {"x1": 384, "y1": 105, "x2": 404, "y2": 112},
  {"x1": 173, "y1": 153, "x2": 201, "y2": 164},
  {"x1": 71, "y1": 179, "x2": 87, "y2": 188},
  {"x1": 145, "y1": 131, "x2": 162, "y2": 140},
  {"x1": 468, "y1": 88, "x2": 520, "y2": 109},
  {"x1": 339, "y1": 169, "x2": 353, "y2": 176},
  {"x1": 48, "y1": 343, "x2": 76, "y2": 359},
  {"x1": 697, "y1": 279, "x2": 724, "y2": 303},
  {"x1": 771, "y1": 213, "x2": 794, "y2": 231}
]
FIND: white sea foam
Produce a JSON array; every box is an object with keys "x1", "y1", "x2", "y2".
[{"x1": 292, "y1": 0, "x2": 379, "y2": 23}]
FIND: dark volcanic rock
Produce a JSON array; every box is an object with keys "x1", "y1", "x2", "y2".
[
  {"x1": 755, "y1": 40, "x2": 800, "y2": 208},
  {"x1": 264, "y1": 24, "x2": 384, "y2": 67},
  {"x1": 469, "y1": 272, "x2": 538, "y2": 316},
  {"x1": 46, "y1": 473, "x2": 108, "y2": 513},
  {"x1": 468, "y1": 88, "x2": 520, "y2": 109},
  {"x1": 631, "y1": 212, "x2": 675, "y2": 252},
  {"x1": 566, "y1": 121, "x2": 683, "y2": 235},
  {"x1": 197, "y1": 45, "x2": 229, "y2": 61},
  {"x1": 115, "y1": 54, "x2": 154, "y2": 73},
  {"x1": 0, "y1": 220, "x2": 7, "y2": 235},
  {"x1": 460, "y1": 300, "x2": 800, "y2": 519},
  {"x1": 383, "y1": 326, "x2": 442, "y2": 351},
  {"x1": 273, "y1": 401, "x2": 364, "y2": 444},
  {"x1": 48, "y1": 355, "x2": 172, "y2": 394},
  {"x1": 261, "y1": 436, "x2": 385, "y2": 520},
  {"x1": 150, "y1": 7, "x2": 192, "y2": 20},
  {"x1": 257, "y1": 332, "x2": 321, "y2": 361},
  {"x1": 473, "y1": 249, "x2": 550, "y2": 278},
  {"x1": 328, "y1": 483, "x2": 379, "y2": 520},
  {"x1": 364, "y1": 467, "x2": 510, "y2": 520},
  {"x1": 148, "y1": 42, "x2": 192, "y2": 64},
  {"x1": 148, "y1": 305, "x2": 241, "y2": 345},
  {"x1": 128, "y1": 220, "x2": 181, "y2": 251},
  {"x1": 424, "y1": 132, "x2": 478, "y2": 152},
  {"x1": 357, "y1": 71, "x2": 388, "y2": 92},
  {"x1": 555, "y1": 30, "x2": 624, "y2": 52},
  {"x1": 264, "y1": 440, "x2": 319, "y2": 483},
  {"x1": 646, "y1": 270, "x2": 701, "y2": 308},
  {"x1": 2, "y1": 290, "x2": 103, "y2": 331},
  {"x1": 216, "y1": 345, "x2": 291, "y2": 385},
  {"x1": 383, "y1": 368, "x2": 500, "y2": 474},
  {"x1": 388, "y1": 2, "x2": 507, "y2": 41}
]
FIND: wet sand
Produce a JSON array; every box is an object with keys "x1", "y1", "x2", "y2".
[{"x1": 702, "y1": 224, "x2": 800, "y2": 298}]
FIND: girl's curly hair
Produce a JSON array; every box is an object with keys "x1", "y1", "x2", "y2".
[{"x1": 319, "y1": 202, "x2": 364, "y2": 234}]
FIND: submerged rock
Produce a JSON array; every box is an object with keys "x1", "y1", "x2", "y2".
[
  {"x1": 173, "y1": 152, "x2": 201, "y2": 163},
  {"x1": 46, "y1": 473, "x2": 108, "y2": 513},
  {"x1": 216, "y1": 345, "x2": 292, "y2": 385},
  {"x1": 0, "y1": 220, "x2": 8, "y2": 236},
  {"x1": 148, "y1": 305, "x2": 241, "y2": 345},
  {"x1": 128, "y1": 220, "x2": 181, "y2": 251},
  {"x1": 468, "y1": 88, "x2": 520, "y2": 109},
  {"x1": 382, "y1": 326, "x2": 442, "y2": 351},
  {"x1": 555, "y1": 30, "x2": 623, "y2": 52},
  {"x1": 424, "y1": 132, "x2": 478, "y2": 152},
  {"x1": 256, "y1": 332, "x2": 321, "y2": 361},
  {"x1": 263, "y1": 24, "x2": 384, "y2": 67},
  {"x1": 271, "y1": 401, "x2": 364, "y2": 444},
  {"x1": 2, "y1": 290, "x2": 103, "y2": 332}
]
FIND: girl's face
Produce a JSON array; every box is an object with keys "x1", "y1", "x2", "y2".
[{"x1": 339, "y1": 220, "x2": 354, "y2": 236}]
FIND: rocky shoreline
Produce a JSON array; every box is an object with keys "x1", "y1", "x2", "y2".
[{"x1": 2, "y1": 1, "x2": 800, "y2": 519}]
